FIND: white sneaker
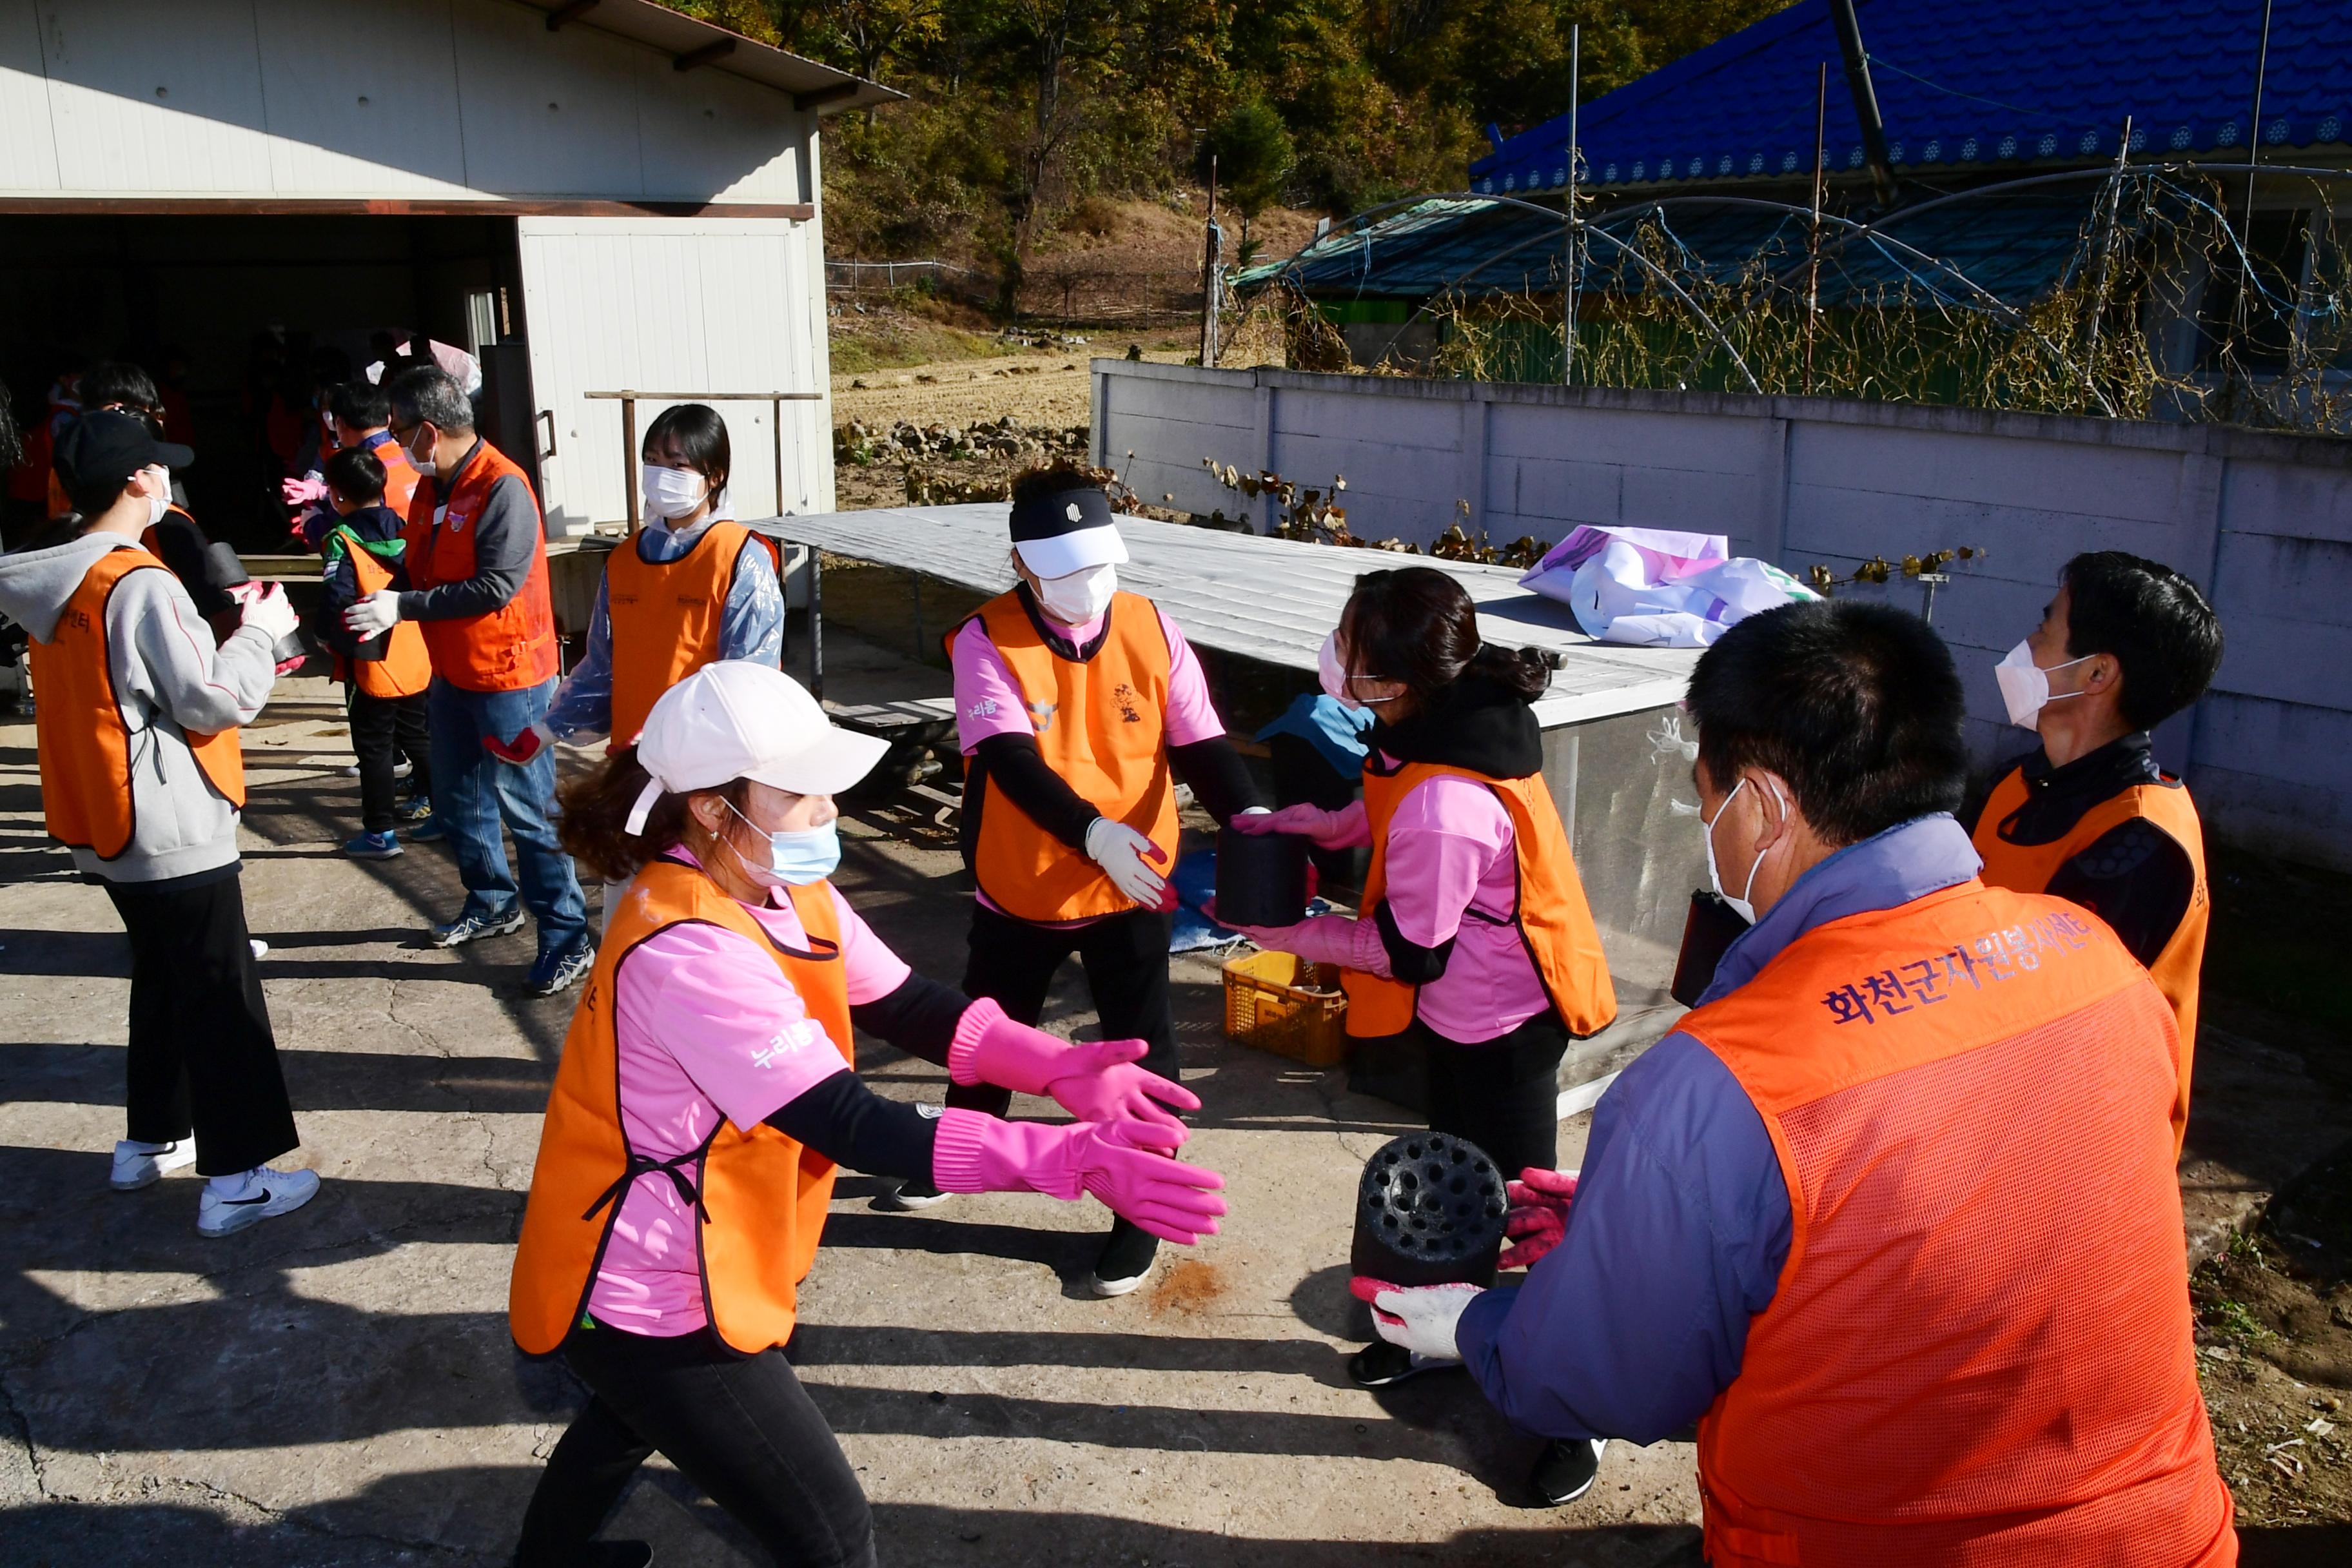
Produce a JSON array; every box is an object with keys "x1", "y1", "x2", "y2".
[
  {"x1": 111, "y1": 1139, "x2": 197, "y2": 1191},
  {"x1": 249, "y1": 939, "x2": 270, "y2": 961},
  {"x1": 339, "y1": 765, "x2": 360, "y2": 778},
  {"x1": 197, "y1": 1167, "x2": 320, "y2": 1237}
]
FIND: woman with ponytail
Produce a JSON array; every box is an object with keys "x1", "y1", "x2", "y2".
[
  {"x1": 509, "y1": 662, "x2": 1225, "y2": 1566},
  {"x1": 1220, "y1": 569, "x2": 1616, "y2": 1485}
]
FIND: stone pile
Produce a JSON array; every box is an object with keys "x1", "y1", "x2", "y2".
[{"x1": 836, "y1": 415, "x2": 1092, "y2": 467}]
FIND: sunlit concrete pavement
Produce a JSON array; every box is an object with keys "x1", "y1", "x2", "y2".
[{"x1": 0, "y1": 676, "x2": 1703, "y2": 1567}]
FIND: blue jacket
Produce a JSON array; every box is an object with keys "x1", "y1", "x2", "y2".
[{"x1": 1453, "y1": 814, "x2": 1984, "y2": 1442}]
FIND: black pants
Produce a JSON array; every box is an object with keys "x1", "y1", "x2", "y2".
[
  {"x1": 349, "y1": 688, "x2": 431, "y2": 833},
  {"x1": 1420, "y1": 1011, "x2": 1571, "y2": 1183},
  {"x1": 948, "y1": 901, "x2": 1177, "y2": 1115},
  {"x1": 952, "y1": 902, "x2": 1175, "y2": 1258},
  {"x1": 516, "y1": 1321, "x2": 875, "y2": 1568},
  {"x1": 103, "y1": 872, "x2": 299, "y2": 1177}
]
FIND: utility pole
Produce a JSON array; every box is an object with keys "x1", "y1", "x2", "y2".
[
  {"x1": 2241, "y1": 0, "x2": 2275, "y2": 250},
  {"x1": 1806, "y1": 63, "x2": 1827, "y2": 394},
  {"x1": 1562, "y1": 23, "x2": 1580, "y2": 386},
  {"x1": 1199, "y1": 153, "x2": 1222, "y2": 369},
  {"x1": 1827, "y1": 0, "x2": 1896, "y2": 208}
]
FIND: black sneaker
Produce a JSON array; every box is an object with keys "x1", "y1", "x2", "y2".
[
  {"x1": 513, "y1": 1543, "x2": 650, "y2": 1568},
  {"x1": 880, "y1": 1179, "x2": 953, "y2": 1211},
  {"x1": 430, "y1": 903, "x2": 525, "y2": 947},
  {"x1": 1529, "y1": 1438, "x2": 1607, "y2": 1506},
  {"x1": 1086, "y1": 1220, "x2": 1161, "y2": 1297},
  {"x1": 1346, "y1": 1337, "x2": 1449, "y2": 1388},
  {"x1": 527, "y1": 934, "x2": 596, "y2": 997}
]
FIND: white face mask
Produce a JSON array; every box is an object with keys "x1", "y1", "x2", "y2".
[
  {"x1": 144, "y1": 467, "x2": 171, "y2": 527},
  {"x1": 1036, "y1": 562, "x2": 1117, "y2": 623},
  {"x1": 643, "y1": 465, "x2": 709, "y2": 521},
  {"x1": 1702, "y1": 776, "x2": 1781, "y2": 926},
  {"x1": 1317, "y1": 630, "x2": 1394, "y2": 710},
  {"x1": 406, "y1": 427, "x2": 437, "y2": 478},
  {"x1": 1994, "y1": 640, "x2": 2093, "y2": 730}
]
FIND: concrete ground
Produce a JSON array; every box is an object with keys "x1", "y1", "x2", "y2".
[{"x1": 0, "y1": 666, "x2": 1708, "y2": 1567}]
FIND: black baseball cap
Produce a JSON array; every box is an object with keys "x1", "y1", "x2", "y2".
[
  {"x1": 1008, "y1": 480, "x2": 1127, "y2": 578},
  {"x1": 53, "y1": 409, "x2": 193, "y2": 495}
]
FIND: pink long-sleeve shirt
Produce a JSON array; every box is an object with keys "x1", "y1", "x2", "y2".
[
  {"x1": 588, "y1": 852, "x2": 911, "y2": 1335},
  {"x1": 1362, "y1": 770, "x2": 1554, "y2": 1044}
]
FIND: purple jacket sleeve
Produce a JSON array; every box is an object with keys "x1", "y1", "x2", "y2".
[{"x1": 1453, "y1": 1032, "x2": 1792, "y2": 1444}]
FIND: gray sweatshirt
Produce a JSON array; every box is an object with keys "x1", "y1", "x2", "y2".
[{"x1": 0, "y1": 533, "x2": 278, "y2": 883}]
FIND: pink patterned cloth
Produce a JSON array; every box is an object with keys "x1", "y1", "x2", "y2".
[
  {"x1": 951, "y1": 600, "x2": 1222, "y2": 926},
  {"x1": 586, "y1": 852, "x2": 911, "y2": 1335},
  {"x1": 1378, "y1": 772, "x2": 1551, "y2": 1044}
]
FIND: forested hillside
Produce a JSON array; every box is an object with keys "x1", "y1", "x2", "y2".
[{"x1": 663, "y1": 2, "x2": 1787, "y2": 300}]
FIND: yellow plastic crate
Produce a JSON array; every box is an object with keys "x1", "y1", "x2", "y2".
[{"x1": 1222, "y1": 950, "x2": 1350, "y2": 1066}]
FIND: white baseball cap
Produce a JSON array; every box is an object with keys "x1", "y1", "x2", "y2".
[{"x1": 624, "y1": 661, "x2": 889, "y2": 834}]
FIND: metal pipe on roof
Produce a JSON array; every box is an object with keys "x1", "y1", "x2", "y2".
[{"x1": 1827, "y1": 0, "x2": 1897, "y2": 208}]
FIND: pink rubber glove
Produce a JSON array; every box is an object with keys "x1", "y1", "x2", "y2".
[
  {"x1": 1228, "y1": 799, "x2": 1371, "y2": 850},
  {"x1": 281, "y1": 473, "x2": 328, "y2": 508},
  {"x1": 931, "y1": 1109, "x2": 1228, "y2": 1244},
  {"x1": 1498, "y1": 1166, "x2": 1580, "y2": 1271},
  {"x1": 1202, "y1": 904, "x2": 1392, "y2": 978},
  {"x1": 948, "y1": 998, "x2": 1196, "y2": 1142}
]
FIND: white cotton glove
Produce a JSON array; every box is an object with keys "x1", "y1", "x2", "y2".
[
  {"x1": 1351, "y1": 1277, "x2": 1481, "y2": 1362},
  {"x1": 237, "y1": 581, "x2": 302, "y2": 643},
  {"x1": 1084, "y1": 817, "x2": 1173, "y2": 910},
  {"x1": 343, "y1": 589, "x2": 401, "y2": 639}
]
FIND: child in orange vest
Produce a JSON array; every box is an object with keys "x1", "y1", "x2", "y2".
[{"x1": 317, "y1": 444, "x2": 435, "y2": 858}]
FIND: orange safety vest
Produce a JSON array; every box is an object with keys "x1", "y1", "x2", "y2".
[
  {"x1": 402, "y1": 440, "x2": 559, "y2": 693},
  {"x1": 509, "y1": 859, "x2": 853, "y2": 1355},
  {"x1": 337, "y1": 531, "x2": 433, "y2": 700},
  {"x1": 1341, "y1": 758, "x2": 1616, "y2": 1040},
  {"x1": 1681, "y1": 879, "x2": 2234, "y2": 1567},
  {"x1": 26, "y1": 545, "x2": 246, "y2": 859},
  {"x1": 605, "y1": 520, "x2": 753, "y2": 749},
  {"x1": 1972, "y1": 765, "x2": 2208, "y2": 1155},
  {"x1": 353, "y1": 429, "x2": 422, "y2": 522},
  {"x1": 952, "y1": 589, "x2": 1179, "y2": 924}
]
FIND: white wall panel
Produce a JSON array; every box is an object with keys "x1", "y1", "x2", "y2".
[
  {"x1": 37, "y1": 0, "x2": 277, "y2": 194},
  {"x1": 516, "y1": 217, "x2": 829, "y2": 534},
  {"x1": 0, "y1": 2, "x2": 60, "y2": 190},
  {"x1": 1, "y1": 0, "x2": 814, "y2": 203},
  {"x1": 1096, "y1": 361, "x2": 2352, "y2": 868}
]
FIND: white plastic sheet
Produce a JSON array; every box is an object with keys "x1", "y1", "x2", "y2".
[{"x1": 1518, "y1": 525, "x2": 1818, "y2": 647}]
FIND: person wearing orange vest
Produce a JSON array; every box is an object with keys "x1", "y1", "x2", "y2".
[
  {"x1": 495, "y1": 402, "x2": 781, "y2": 760},
  {"x1": 1216, "y1": 565, "x2": 1616, "y2": 1499},
  {"x1": 1968, "y1": 551, "x2": 2223, "y2": 1155},
  {"x1": 344, "y1": 364, "x2": 590, "y2": 997},
  {"x1": 1355, "y1": 600, "x2": 2235, "y2": 1563},
  {"x1": 509, "y1": 661, "x2": 1224, "y2": 1566},
  {"x1": 0, "y1": 411, "x2": 322, "y2": 1237},
  {"x1": 286, "y1": 380, "x2": 421, "y2": 553},
  {"x1": 316, "y1": 444, "x2": 435, "y2": 858},
  {"x1": 889, "y1": 461, "x2": 1264, "y2": 1298},
  {"x1": 79, "y1": 361, "x2": 246, "y2": 641}
]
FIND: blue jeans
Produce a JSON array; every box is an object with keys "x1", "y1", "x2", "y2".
[{"x1": 427, "y1": 674, "x2": 587, "y2": 948}]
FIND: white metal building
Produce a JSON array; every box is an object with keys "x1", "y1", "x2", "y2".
[{"x1": 1, "y1": 0, "x2": 894, "y2": 543}]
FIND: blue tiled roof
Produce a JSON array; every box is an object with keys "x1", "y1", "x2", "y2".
[{"x1": 1471, "y1": 0, "x2": 2352, "y2": 195}]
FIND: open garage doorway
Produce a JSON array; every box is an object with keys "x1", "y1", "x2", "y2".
[{"x1": 0, "y1": 212, "x2": 533, "y2": 553}]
